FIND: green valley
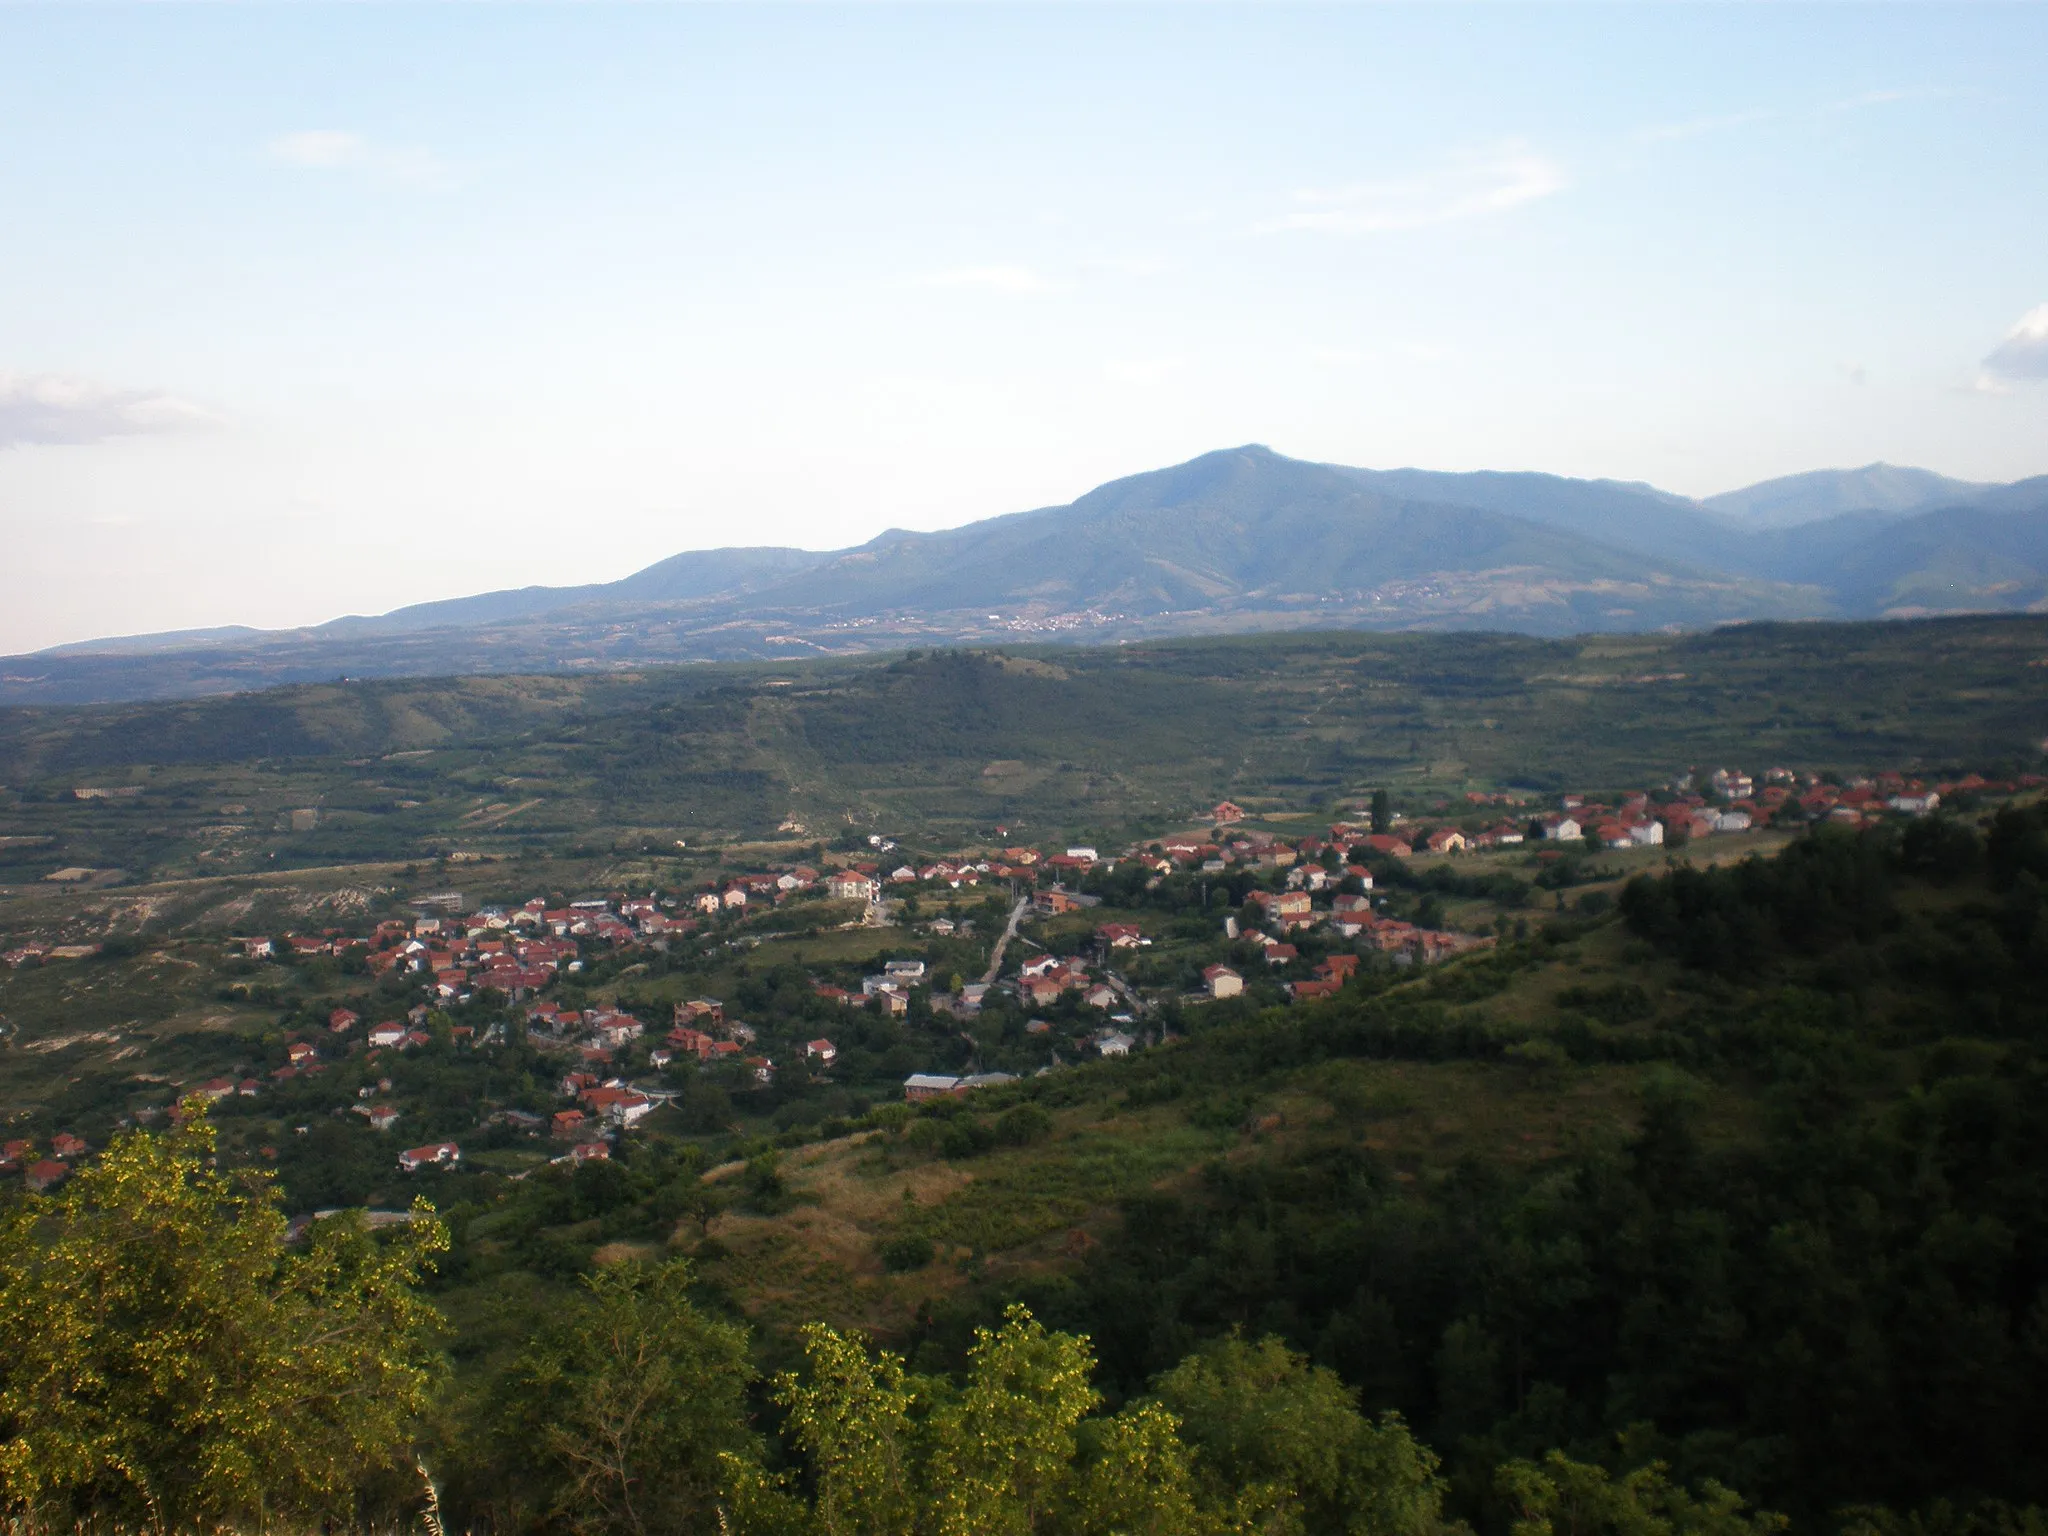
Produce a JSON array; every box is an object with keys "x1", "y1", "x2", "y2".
[{"x1": 3, "y1": 617, "x2": 2047, "y2": 1536}]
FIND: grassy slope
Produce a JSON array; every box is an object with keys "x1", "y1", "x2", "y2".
[{"x1": 668, "y1": 915, "x2": 1746, "y2": 1350}]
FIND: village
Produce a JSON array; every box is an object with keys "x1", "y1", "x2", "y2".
[{"x1": 1, "y1": 760, "x2": 2030, "y2": 1196}]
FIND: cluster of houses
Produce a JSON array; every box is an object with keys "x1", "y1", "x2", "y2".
[
  {"x1": 326, "y1": 759, "x2": 2048, "y2": 1157},
  {"x1": 1301, "y1": 766, "x2": 2032, "y2": 859},
  {"x1": 1500, "y1": 766, "x2": 2019, "y2": 846},
  {"x1": 662, "y1": 995, "x2": 814, "y2": 1089},
  {"x1": 1244, "y1": 885, "x2": 1491, "y2": 966},
  {"x1": 812, "y1": 957, "x2": 943, "y2": 1018},
  {"x1": 1195, "y1": 951, "x2": 1371, "y2": 1003},
  {"x1": 11, "y1": 763, "x2": 2041, "y2": 1191},
  {"x1": 2, "y1": 1132, "x2": 88, "y2": 1193},
  {"x1": 694, "y1": 851, "x2": 1052, "y2": 912},
  {"x1": 1721, "y1": 767, "x2": 2014, "y2": 826},
  {"x1": 234, "y1": 901, "x2": 623, "y2": 1004}
]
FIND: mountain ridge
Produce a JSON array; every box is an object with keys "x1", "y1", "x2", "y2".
[{"x1": 7, "y1": 446, "x2": 2043, "y2": 706}]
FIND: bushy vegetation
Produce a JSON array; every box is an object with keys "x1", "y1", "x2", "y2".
[{"x1": 0, "y1": 1124, "x2": 1787, "y2": 1536}]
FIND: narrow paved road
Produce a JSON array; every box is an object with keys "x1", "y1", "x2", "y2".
[{"x1": 980, "y1": 893, "x2": 1031, "y2": 987}]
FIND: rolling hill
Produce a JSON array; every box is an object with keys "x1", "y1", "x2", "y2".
[{"x1": 3, "y1": 617, "x2": 2045, "y2": 885}]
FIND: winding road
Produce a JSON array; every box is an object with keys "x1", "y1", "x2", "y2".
[{"x1": 980, "y1": 892, "x2": 1032, "y2": 986}]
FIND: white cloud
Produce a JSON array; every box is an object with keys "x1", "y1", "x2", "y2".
[
  {"x1": 0, "y1": 372, "x2": 218, "y2": 449},
  {"x1": 267, "y1": 130, "x2": 443, "y2": 183},
  {"x1": 1979, "y1": 303, "x2": 2048, "y2": 388},
  {"x1": 1261, "y1": 142, "x2": 1565, "y2": 236},
  {"x1": 918, "y1": 265, "x2": 1059, "y2": 295}
]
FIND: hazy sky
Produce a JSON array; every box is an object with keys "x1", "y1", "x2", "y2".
[{"x1": 3, "y1": 3, "x2": 2045, "y2": 654}]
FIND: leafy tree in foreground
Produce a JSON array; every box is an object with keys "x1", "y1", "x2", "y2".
[
  {"x1": 496, "y1": 1260, "x2": 756, "y2": 1536},
  {"x1": 1152, "y1": 1334, "x2": 1448, "y2": 1536},
  {"x1": 745, "y1": 1310, "x2": 1457, "y2": 1536},
  {"x1": 1058, "y1": 1399, "x2": 1210, "y2": 1536},
  {"x1": 0, "y1": 1102, "x2": 448, "y2": 1532},
  {"x1": 770, "y1": 1321, "x2": 920, "y2": 1536},
  {"x1": 926, "y1": 1304, "x2": 1098, "y2": 1536}
]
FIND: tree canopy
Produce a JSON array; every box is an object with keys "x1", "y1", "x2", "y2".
[{"x1": 0, "y1": 1104, "x2": 448, "y2": 1531}]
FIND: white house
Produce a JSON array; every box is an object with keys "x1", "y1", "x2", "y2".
[
  {"x1": 398, "y1": 1142, "x2": 460, "y2": 1172},
  {"x1": 1203, "y1": 964, "x2": 1243, "y2": 1000},
  {"x1": 1709, "y1": 768, "x2": 1755, "y2": 800},
  {"x1": 826, "y1": 873, "x2": 878, "y2": 902}
]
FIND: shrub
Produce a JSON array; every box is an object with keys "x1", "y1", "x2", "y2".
[
  {"x1": 994, "y1": 1104, "x2": 1054, "y2": 1146},
  {"x1": 880, "y1": 1233, "x2": 935, "y2": 1271}
]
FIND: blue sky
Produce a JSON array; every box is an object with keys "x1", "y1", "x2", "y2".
[{"x1": 1, "y1": 3, "x2": 2044, "y2": 652}]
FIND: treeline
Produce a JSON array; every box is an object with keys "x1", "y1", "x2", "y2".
[{"x1": 1618, "y1": 807, "x2": 2048, "y2": 1013}]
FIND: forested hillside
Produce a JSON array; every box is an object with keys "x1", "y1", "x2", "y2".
[{"x1": 1018, "y1": 811, "x2": 2048, "y2": 1524}]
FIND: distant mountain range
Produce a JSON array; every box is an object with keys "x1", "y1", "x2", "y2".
[{"x1": 8, "y1": 447, "x2": 2046, "y2": 705}]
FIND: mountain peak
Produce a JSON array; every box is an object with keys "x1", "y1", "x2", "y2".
[{"x1": 1706, "y1": 464, "x2": 1991, "y2": 528}]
